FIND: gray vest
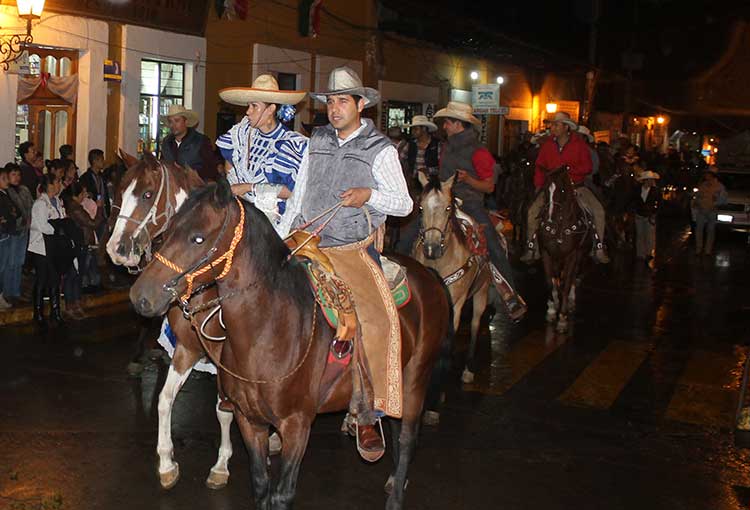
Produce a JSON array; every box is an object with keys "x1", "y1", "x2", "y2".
[
  {"x1": 438, "y1": 128, "x2": 483, "y2": 204},
  {"x1": 301, "y1": 119, "x2": 391, "y2": 247}
]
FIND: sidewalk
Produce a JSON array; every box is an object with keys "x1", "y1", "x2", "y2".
[{"x1": 0, "y1": 288, "x2": 131, "y2": 326}]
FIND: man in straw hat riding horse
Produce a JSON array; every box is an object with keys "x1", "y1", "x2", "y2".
[
  {"x1": 431, "y1": 101, "x2": 528, "y2": 321},
  {"x1": 278, "y1": 66, "x2": 413, "y2": 461},
  {"x1": 521, "y1": 111, "x2": 610, "y2": 264}
]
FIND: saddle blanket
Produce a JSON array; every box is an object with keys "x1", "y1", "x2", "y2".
[
  {"x1": 158, "y1": 318, "x2": 218, "y2": 375},
  {"x1": 306, "y1": 256, "x2": 411, "y2": 329}
]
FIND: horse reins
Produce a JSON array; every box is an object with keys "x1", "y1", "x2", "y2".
[{"x1": 153, "y1": 197, "x2": 318, "y2": 384}]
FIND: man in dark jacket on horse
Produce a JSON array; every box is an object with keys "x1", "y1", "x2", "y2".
[
  {"x1": 433, "y1": 101, "x2": 527, "y2": 321},
  {"x1": 521, "y1": 111, "x2": 610, "y2": 264},
  {"x1": 279, "y1": 66, "x2": 413, "y2": 462},
  {"x1": 160, "y1": 105, "x2": 219, "y2": 182}
]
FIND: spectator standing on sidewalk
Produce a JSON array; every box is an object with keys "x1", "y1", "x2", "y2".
[
  {"x1": 4, "y1": 163, "x2": 33, "y2": 304},
  {"x1": 0, "y1": 166, "x2": 20, "y2": 309},
  {"x1": 692, "y1": 166, "x2": 727, "y2": 256}
]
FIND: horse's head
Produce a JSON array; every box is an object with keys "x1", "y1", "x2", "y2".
[
  {"x1": 542, "y1": 166, "x2": 577, "y2": 223},
  {"x1": 130, "y1": 178, "x2": 236, "y2": 317},
  {"x1": 106, "y1": 151, "x2": 191, "y2": 267},
  {"x1": 417, "y1": 173, "x2": 455, "y2": 260}
]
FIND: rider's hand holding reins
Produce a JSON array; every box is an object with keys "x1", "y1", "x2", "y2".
[{"x1": 340, "y1": 187, "x2": 372, "y2": 208}]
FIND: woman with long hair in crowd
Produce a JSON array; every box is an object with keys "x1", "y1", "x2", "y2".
[
  {"x1": 28, "y1": 173, "x2": 66, "y2": 329},
  {"x1": 61, "y1": 182, "x2": 103, "y2": 319}
]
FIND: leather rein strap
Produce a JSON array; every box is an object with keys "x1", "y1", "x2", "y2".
[{"x1": 154, "y1": 197, "x2": 318, "y2": 385}]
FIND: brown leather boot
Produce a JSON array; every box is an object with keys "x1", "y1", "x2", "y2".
[{"x1": 356, "y1": 420, "x2": 385, "y2": 463}]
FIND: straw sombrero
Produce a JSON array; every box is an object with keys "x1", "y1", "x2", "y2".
[
  {"x1": 163, "y1": 105, "x2": 199, "y2": 127},
  {"x1": 403, "y1": 115, "x2": 437, "y2": 132},
  {"x1": 548, "y1": 111, "x2": 578, "y2": 130},
  {"x1": 577, "y1": 125, "x2": 594, "y2": 142},
  {"x1": 433, "y1": 101, "x2": 480, "y2": 125},
  {"x1": 311, "y1": 66, "x2": 380, "y2": 108},
  {"x1": 219, "y1": 74, "x2": 307, "y2": 106},
  {"x1": 636, "y1": 170, "x2": 661, "y2": 181}
]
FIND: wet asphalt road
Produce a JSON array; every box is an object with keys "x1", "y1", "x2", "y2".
[{"x1": 2, "y1": 219, "x2": 750, "y2": 510}]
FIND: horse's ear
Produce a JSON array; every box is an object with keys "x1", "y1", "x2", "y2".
[
  {"x1": 213, "y1": 177, "x2": 233, "y2": 207},
  {"x1": 417, "y1": 171, "x2": 429, "y2": 188},
  {"x1": 118, "y1": 149, "x2": 138, "y2": 168},
  {"x1": 444, "y1": 174, "x2": 456, "y2": 189}
]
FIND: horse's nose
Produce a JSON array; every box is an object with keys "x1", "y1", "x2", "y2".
[
  {"x1": 116, "y1": 243, "x2": 128, "y2": 257},
  {"x1": 135, "y1": 297, "x2": 153, "y2": 316}
]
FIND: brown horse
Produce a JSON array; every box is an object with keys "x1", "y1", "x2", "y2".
[
  {"x1": 537, "y1": 167, "x2": 592, "y2": 333},
  {"x1": 105, "y1": 152, "x2": 234, "y2": 490},
  {"x1": 414, "y1": 173, "x2": 492, "y2": 386},
  {"x1": 129, "y1": 179, "x2": 450, "y2": 510}
]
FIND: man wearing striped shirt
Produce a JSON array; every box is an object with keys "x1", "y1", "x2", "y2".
[{"x1": 278, "y1": 67, "x2": 411, "y2": 463}]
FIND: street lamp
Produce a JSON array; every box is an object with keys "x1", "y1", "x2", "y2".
[
  {"x1": 0, "y1": 0, "x2": 44, "y2": 70},
  {"x1": 496, "y1": 76, "x2": 505, "y2": 85},
  {"x1": 470, "y1": 71, "x2": 479, "y2": 81},
  {"x1": 656, "y1": 116, "x2": 665, "y2": 125},
  {"x1": 545, "y1": 102, "x2": 558, "y2": 114}
]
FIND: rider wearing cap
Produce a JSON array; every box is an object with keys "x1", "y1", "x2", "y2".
[{"x1": 521, "y1": 111, "x2": 609, "y2": 264}]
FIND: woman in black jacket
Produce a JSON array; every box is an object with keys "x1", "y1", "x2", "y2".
[{"x1": 632, "y1": 170, "x2": 661, "y2": 261}]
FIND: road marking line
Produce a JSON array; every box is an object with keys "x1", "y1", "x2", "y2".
[
  {"x1": 665, "y1": 348, "x2": 747, "y2": 428},
  {"x1": 558, "y1": 340, "x2": 650, "y2": 409},
  {"x1": 463, "y1": 328, "x2": 566, "y2": 396}
]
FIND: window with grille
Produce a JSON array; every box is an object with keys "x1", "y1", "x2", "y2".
[{"x1": 139, "y1": 60, "x2": 185, "y2": 156}]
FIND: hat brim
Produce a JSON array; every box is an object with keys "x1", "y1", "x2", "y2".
[
  {"x1": 433, "y1": 108, "x2": 481, "y2": 125},
  {"x1": 310, "y1": 87, "x2": 380, "y2": 108},
  {"x1": 404, "y1": 121, "x2": 438, "y2": 132},
  {"x1": 162, "y1": 111, "x2": 199, "y2": 128},
  {"x1": 548, "y1": 118, "x2": 578, "y2": 130},
  {"x1": 219, "y1": 87, "x2": 307, "y2": 106},
  {"x1": 636, "y1": 172, "x2": 660, "y2": 181}
]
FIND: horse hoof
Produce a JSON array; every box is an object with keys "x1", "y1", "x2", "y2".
[
  {"x1": 461, "y1": 368, "x2": 475, "y2": 384},
  {"x1": 556, "y1": 322, "x2": 568, "y2": 334},
  {"x1": 205, "y1": 469, "x2": 229, "y2": 490},
  {"x1": 546, "y1": 313, "x2": 557, "y2": 324},
  {"x1": 269, "y1": 432, "x2": 282, "y2": 455},
  {"x1": 384, "y1": 475, "x2": 409, "y2": 495},
  {"x1": 422, "y1": 410, "x2": 440, "y2": 426},
  {"x1": 159, "y1": 464, "x2": 180, "y2": 490}
]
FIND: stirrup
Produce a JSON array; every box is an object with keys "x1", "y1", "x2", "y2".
[{"x1": 356, "y1": 418, "x2": 386, "y2": 463}]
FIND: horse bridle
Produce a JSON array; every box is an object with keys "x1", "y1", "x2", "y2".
[
  {"x1": 112, "y1": 161, "x2": 177, "y2": 272},
  {"x1": 154, "y1": 197, "x2": 244, "y2": 310},
  {"x1": 418, "y1": 204, "x2": 454, "y2": 255}
]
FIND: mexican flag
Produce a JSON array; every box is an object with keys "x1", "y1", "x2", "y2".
[{"x1": 298, "y1": 0, "x2": 323, "y2": 37}]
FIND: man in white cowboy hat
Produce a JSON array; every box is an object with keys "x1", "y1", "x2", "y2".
[
  {"x1": 632, "y1": 170, "x2": 661, "y2": 261},
  {"x1": 215, "y1": 74, "x2": 308, "y2": 224},
  {"x1": 278, "y1": 66, "x2": 412, "y2": 462},
  {"x1": 430, "y1": 101, "x2": 527, "y2": 321},
  {"x1": 522, "y1": 111, "x2": 610, "y2": 264},
  {"x1": 692, "y1": 165, "x2": 727, "y2": 255},
  {"x1": 393, "y1": 114, "x2": 441, "y2": 254},
  {"x1": 160, "y1": 105, "x2": 220, "y2": 181}
]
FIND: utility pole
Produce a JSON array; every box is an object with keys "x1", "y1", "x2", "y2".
[{"x1": 582, "y1": 0, "x2": 600, "y2": 125}]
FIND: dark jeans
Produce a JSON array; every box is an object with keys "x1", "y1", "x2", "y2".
[
  {"x1": 3, "y1": 232, "x2": 28, "y2": 298},
  {"x1": 459, "y1": 200, "x2": 516, "y2": 289},
  {"x1": 81, "y1": 248, "x2": 100, "y2": 288},
  {"x1": 30, "y1": 252, "x2": 59, "y2": 298},
  {"x1": 395, "y1": 215, "x2": 421, "y2": 256},
  {"x1": 64, "y1": 255, "x2": 83, "y2": 304}
]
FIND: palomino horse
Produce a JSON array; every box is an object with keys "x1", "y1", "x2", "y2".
[
  {"x1": 413, "y1": 173, "x2": 493, "y2": 385},
  {"x1": 130, "y1": 180, "x2": 450, "y2": 510},
  {"x1": 106, "y1": 152, "x2": 234, "y2": 490},
  {"x1": 537, "y1": 167, "x2": 592, "y2": 333}
]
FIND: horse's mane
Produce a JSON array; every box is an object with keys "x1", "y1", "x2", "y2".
[{"x1": 179, "y1": 185, "x2": 309, "y2": 309}]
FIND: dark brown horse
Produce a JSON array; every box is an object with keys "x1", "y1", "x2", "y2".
[
  {"x1": 538, "y1": 167, "x2": 592, "y2": 333},
  {"x1": 129, "y1": 179, "x2": 450, "y2": 510},
  {"x1": 105, "y1": 152, "x2": 234, "y2": 490}
]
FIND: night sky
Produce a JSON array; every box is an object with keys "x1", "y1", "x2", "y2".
[{"x1": 381, "y1": 0, "x2": 749, "y2": 78}]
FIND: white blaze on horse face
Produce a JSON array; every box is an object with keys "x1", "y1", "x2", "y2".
[
  {"x1": 547, "y1": 182, "x2": 556, "y2": 222},
  {"x1": 106, "y1": 179, "x2": 139, "y2": 264},
  {"x1": 174, "y1": 188, "x2": 188, "y2": 212},
  {"x1": 423, "y1": 191, "x2": 447, "y2": 247}
]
